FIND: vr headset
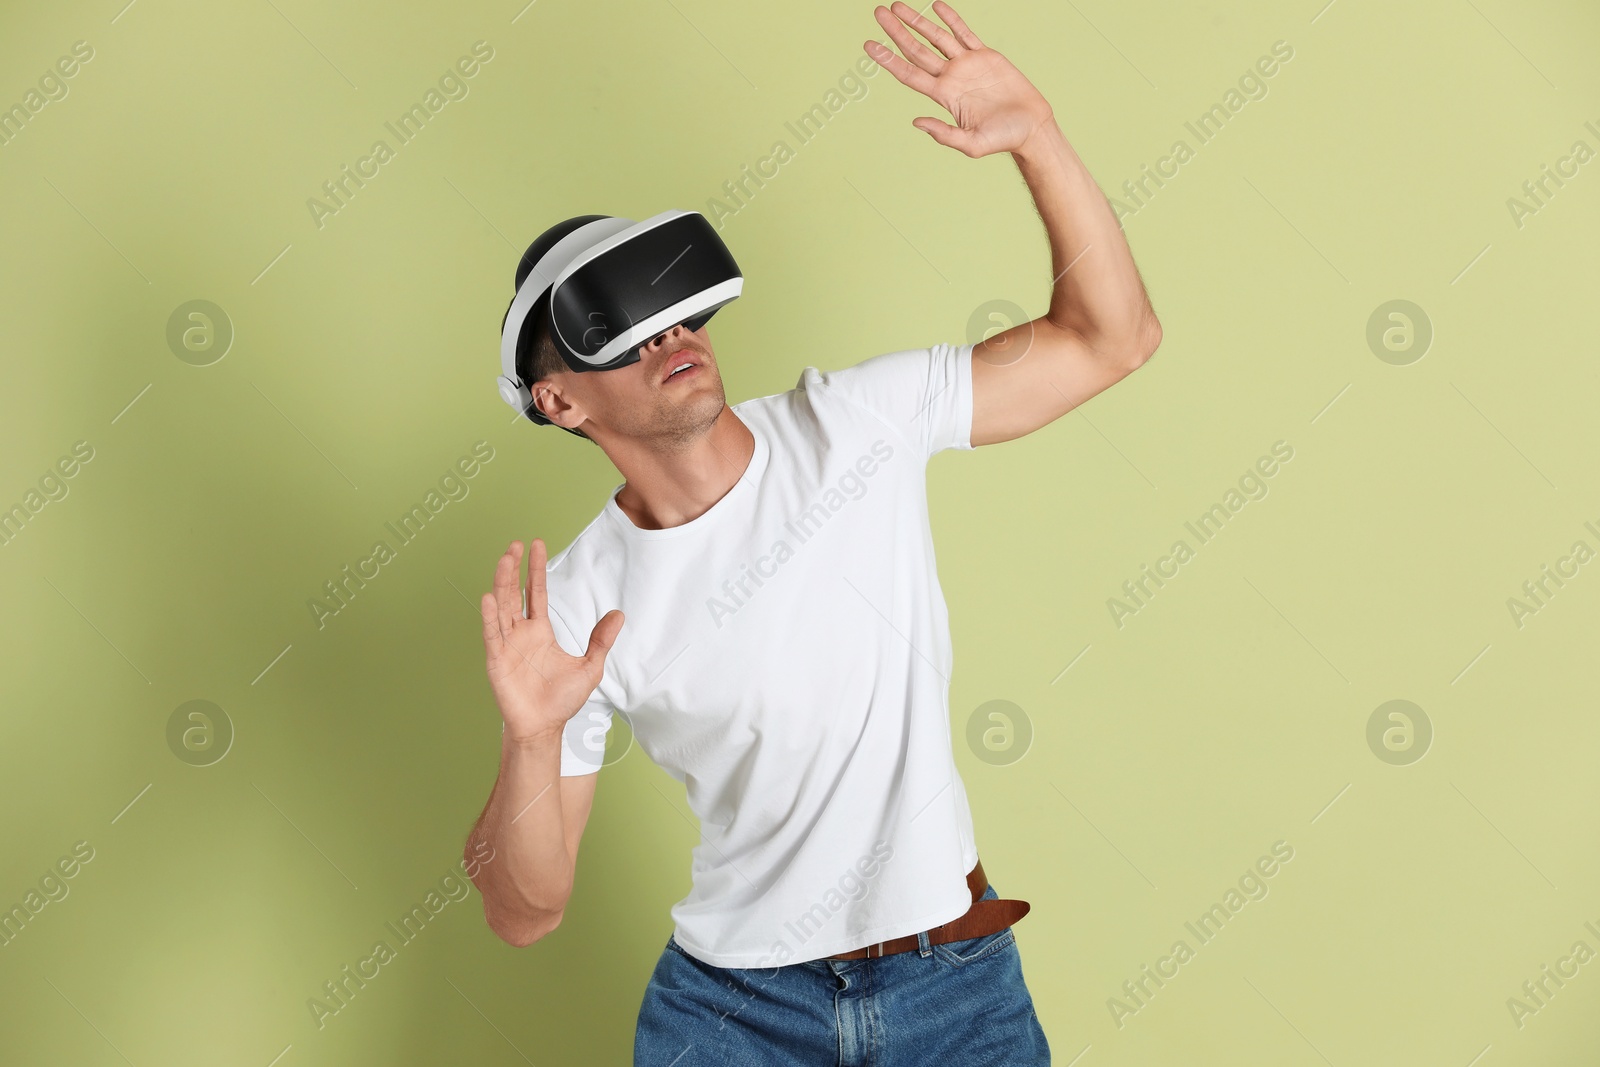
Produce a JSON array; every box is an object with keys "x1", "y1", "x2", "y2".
[{"x1": 498, "y1": 210, "x2": 744, "y2": 430}]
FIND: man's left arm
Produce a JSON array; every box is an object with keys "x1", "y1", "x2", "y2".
[{"x1": 868, "y1": 1, "x2": 1162, "y2": 447}]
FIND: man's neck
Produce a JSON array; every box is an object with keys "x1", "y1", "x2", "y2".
[{"x1": 610, "y1": 407, "x2": 756, "y2": 531}]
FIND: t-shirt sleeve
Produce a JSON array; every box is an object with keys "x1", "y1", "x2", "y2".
[
  {"x1": 815, "y1": 342, "x2": 975, "y2": 460},
  {"x1": 542, "y1": 601, "x2": 616, "y2": 777}
]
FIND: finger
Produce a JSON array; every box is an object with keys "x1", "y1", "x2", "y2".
[
  {"x1": 583, "y1": 609, "x2": 626, "y2": 671},
  {"x1": 526, "y1": 537, "x2": 548, "y2": 623},
  {"x1": 874, "y1": 5, "x2": 946, "y2": 75},
  {"x1": 932, "y1": 0, "x2": 984, "y2": 50},
  {"x1": 913, "y1": 116, "x2": 982, "y2": 156},
  {"x1": 889, "y1": 0, "x2": 964, "y2": 60},
  {"x1": 865, "y1": 39, "x2": 938, "y2": 98},
  {"x1": 479, "y1": 593, "x2": 501, "y2": 650},
  {"x1": 492, "y1": 542, "x2": 520, "y2": 637}
]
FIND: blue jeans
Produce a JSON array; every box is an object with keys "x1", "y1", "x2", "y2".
[{"x1": 634, "y1": 882, "x2": 1050, "y2": 1065}]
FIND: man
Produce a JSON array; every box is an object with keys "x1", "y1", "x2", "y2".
[{"x1": 464, "y1": 3, "x2": 1161, "y2": 1062}]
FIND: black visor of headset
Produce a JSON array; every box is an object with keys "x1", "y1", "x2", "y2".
[{"x1": 498, "y1": 210, "x2": 743, "y2": 427}]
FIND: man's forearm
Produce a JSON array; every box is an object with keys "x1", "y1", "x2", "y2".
[
  {"x1": 1012, "y1": 119, "x2": 1158, "y2": 354},
  {"x1": 465, "y1": 730, "x2": 574, "y2": 946}
]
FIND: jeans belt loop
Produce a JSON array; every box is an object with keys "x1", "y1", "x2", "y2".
[{"x1": 916, "y1": 929, "x2": 932, "y2": 957}]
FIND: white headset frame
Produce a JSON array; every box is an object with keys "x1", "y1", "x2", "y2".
[{"x1": 497, "y1": 209, "x2": 743, "y2": 423}]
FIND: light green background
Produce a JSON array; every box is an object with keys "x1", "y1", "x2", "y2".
[{"x1": 2, "y1": 0, "x2": 1597, "y2": 1063}]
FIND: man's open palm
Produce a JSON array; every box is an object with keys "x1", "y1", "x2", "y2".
[
  {"x1": 868, "y1": 1, "x2": 1055, "y2": 158},
  {"x1": 479, "y1": 539, "x2": 624, "y2": 743}
]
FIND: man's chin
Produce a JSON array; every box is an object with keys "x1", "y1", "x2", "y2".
[
  {"x1": 682, "y1": 388, "x2": 727, "y2": 427},
  {"x1": 660, "y1": 371, "x2": 723, "y2": 410},
  {"x1": 628, "y1": 388, "x2": 725, "y2": 445}
]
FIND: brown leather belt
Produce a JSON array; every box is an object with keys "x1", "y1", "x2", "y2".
[{"x1": 825, "y1": 857, "x2": 1030, "y2": 960}]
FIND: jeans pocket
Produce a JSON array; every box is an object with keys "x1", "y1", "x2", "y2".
[
  {"x1": 932, "y1": 881, "x2": 1017, "y2": 966},
  {"x1": 933, "y1": 924, "x2": 1016, "y2": 966}
]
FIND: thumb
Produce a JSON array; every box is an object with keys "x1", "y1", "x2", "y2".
[
  {"x1": 913, "y1": 116, "x2": 980, "y2": 156},
  {"x1": 584, "y1": 609, "x2": 625, "y2": 670}
]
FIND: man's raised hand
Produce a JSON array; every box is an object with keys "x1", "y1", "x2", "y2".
[
  {"x1": 478, "y1": 539, "x2": 624, "y2": 744},
  {"x1": 866, "y1": 1, "x2": 1055, "y2": 159}
]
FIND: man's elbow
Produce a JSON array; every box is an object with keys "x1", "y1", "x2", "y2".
[
  {"x1": 1121, "y1": 305, "x2": 1162, "y2": 370},
  {"x1": 487, "y1": 905, "x2": 563, "y2": 948},
  {"x1": 1077, "y1": 306, "x2": 1160, "y2": 375},
  {"x1": 478, "y1": 876, "x2": 571, "y2": 949}
]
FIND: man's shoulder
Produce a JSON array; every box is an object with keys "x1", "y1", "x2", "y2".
[
  {"x1": 729, "y1": 371, "x2": 888, "y2": 461},
  {"x1": 774, "y1": 345, "x2": 962, "y2": 453}
]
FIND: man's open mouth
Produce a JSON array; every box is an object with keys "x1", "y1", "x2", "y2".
[{"x1": 663, "y1": 356, "x2": 700, "y2": 382}]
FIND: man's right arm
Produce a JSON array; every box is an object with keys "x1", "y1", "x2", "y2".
[
  {"x1": 464, "y1": 734, "x2": 598, "y2": 947},
  {"x1": 462, "y1": 537, "x2": 623, "y2": 948}
]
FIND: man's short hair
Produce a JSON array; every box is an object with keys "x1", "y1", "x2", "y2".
[{"x1": 502, "y1": 299, "x2": 593, "y2": 443}]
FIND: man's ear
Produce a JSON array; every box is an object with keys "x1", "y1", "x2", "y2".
[{"x1": 532, "y1": 379, "x2": 584, "y2": 432}]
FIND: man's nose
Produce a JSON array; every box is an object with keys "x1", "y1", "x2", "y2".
[{"x1": 645, "y1": 323, "x2": 686, "y2": 349}]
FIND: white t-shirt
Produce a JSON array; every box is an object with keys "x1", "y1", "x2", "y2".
[{"x1": 543, "y1": 342, "x2": 980, "y2": 968}]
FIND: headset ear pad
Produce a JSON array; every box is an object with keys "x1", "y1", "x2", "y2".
[
  {"x1": 512, "y1": 214, "x2": 614, "y2": 379},
  {"x1": 516, "y1": 292, "x2": 554, "y2": 423},
  {"x1": 508, "y1": 214, "x2": 614, "y2": 424}
]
